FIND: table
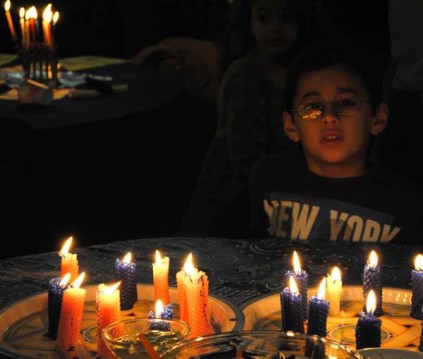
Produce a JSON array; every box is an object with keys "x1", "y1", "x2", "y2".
[{"x1": 0, "y1": 237, "x2": 421, "y2": 357}]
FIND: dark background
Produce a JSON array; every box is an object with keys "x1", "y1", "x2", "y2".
[{"x1": 0, "y1": 1, "x2": 392, "y2": 257}]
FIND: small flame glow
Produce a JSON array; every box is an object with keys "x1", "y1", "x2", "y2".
[
  {"x1": 331, "y1": 266, "x2": 341, "y2": 282},
  {"x1": 366, "y1": 290, "x2": 376, "y2": 315},
  {"x1": 293, "y1": 251, "x2": 302, "y2": 275},
  {"x1": 71, "y1": 272, "x2": 85, "y2": 289},
  {"x1": 4, "y1": 0, "x2": 11, "y2": 12},
  {"x1": 60, "y1": 273, "x2": 71, "y2": 287},
  {"x1": 52, "y1": 11, "x2": 59, "y2": 24},
  {"x1": 415, "y1": 254, "x2": 423, "y2": 271},
  {"x1": 122, "y1": 252, "x2": 132, "y2": 263},
  {"x1": 59, "y1": 236, "x2": 73, "y2": 256},
  {"x1": 289, "y1": 275, "x2": 299, "y2": 294},
  {"x1": 368, "y1": 250, "x2": 378, "y2": 268},
  {"x1": 155, "y1": 299, "x2": 164, "y2": 317},
  {"x1": 19, "y1": 7, "x2": 25, "y2": 18},
  {"x1": 317, "y1": 277, "x2": 326, "y2": 300},
  {"x1": 102, "y1": 281, "x2": 121, "y2": 295},
  {"x1": 155, "y1": 250, "x2": 162, "y2": 265},
  {"x1": 183, "y1": 253, "x2": 195, "y2": 276}
]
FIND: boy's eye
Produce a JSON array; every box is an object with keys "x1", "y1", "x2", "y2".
[
  {"x1": 303, "y1": 102, "x2": 323, "y2": 111},
  {"x1": 338, "y1": 98, "x2": 360, "y2": 110}
]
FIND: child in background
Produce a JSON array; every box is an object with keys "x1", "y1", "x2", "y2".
[
  {"x1": 178, "y1": 0, "x2": 333, "y2": 238},
  {"x1": 249, "y1": 38, "x2": 423, "y2": 244}
]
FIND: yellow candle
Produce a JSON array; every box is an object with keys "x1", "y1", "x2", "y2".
[
  {"x1": 96, "y1": 282, "x2": 121, "y2": 357},
  {"x1": 59, "y1": 236, "x2": 79, "y2": 282},
  {"x1": 55, "y1": 272, "x2": 86, "y2": 349},
  {"x1": 177, "y1": 253, "x2": 213, "y2": 338},
  {"x1": 326, "y1": 266, "x2": 342, "y2": 316},
  {"x1": 42, "y1": 3, "x2": 52, "y2": 45},
  {"x1": 4, "y1": 0, "x2": 17, "y2": 41},
  {"x1": 153, "y1": 250, "x2": 170, "y2": 305},
  {"x1": 19, "y1": 7, "x2": 25, "y2": 44}
]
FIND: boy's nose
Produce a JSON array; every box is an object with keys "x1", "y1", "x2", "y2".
[{"x1": 321, "y1": 105, "x2": 340, "y2": 125}]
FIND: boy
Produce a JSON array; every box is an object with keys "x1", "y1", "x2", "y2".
[{"x1": 249, "y1": 39, "x2": 423, "y2": 244}]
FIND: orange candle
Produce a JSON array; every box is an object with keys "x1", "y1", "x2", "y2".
[
  {"x1": 96, "y1": 282, "x2": 121, "y2": 357},
  {"x1": 59, "y1": 236, "x2": 79, "y2": 282},
  {"x1": 55, "y1": 272, "x2": 86, "y2": 349},
  {"x1": 177, "y1": 253, "x2": 213, "y2": 338},
  {"x1": 176, "y1": 253, "x2": 191, "y2": 323},
  {"x1": 4, "y1": 0, "x2": 17, "y2": 41},
  {"x1": 42, "y1": 3, "x2": 52, "y2": 45},
  {"x1": 19, "y1": 7, "x2": 25, "y2": 44},
  {"x1": 327, "y1": 266, "x2": 342, "y2": 316},
  {"x1": 24, "y1": 9, "x2": 30, "y2": 44},
  {"x1": 153, "y1": 250, "x2": 170, "y2": 305}
]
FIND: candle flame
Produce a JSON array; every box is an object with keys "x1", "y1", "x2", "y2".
[
  {"x1": 155, "y1": 299, "x2": 164, "y2": 317},
  {"x1": 59, "y1": 236, "x2": 73, "y2": 256},
  {"x1": 52, "y1": 11, "x2": 59, "y2": 24},
  {"x1": 28, "y1": 6, "x2": 36, "y2": 19},
  {"x1": 368, "y1": 250, "x2": 378, "y2": 268},
  {"x1": 4, "y1": 0, "x2": 11, "y2": 12},
  {"x1": 155, "y1": 250, "x2": 162, "y2": 265},
  {"x1": 19, "y1": 7, "x2": 24, "y2": 18},
  {"x1": 330, "y1": 266, "x2": 341, "y2": 282},
  {"x1": 42, "y1": 3, "x2": 52, "y2": 22},
  {"x1": 60, "y1": 273, "x2": 71, "y2": 287},
  {"x1": 289, "y1": 275, "x2": 299, "y2": 294},
  {"x1": 415, "y1": 254, "x2": 423, "y2": 271},
  {"x1": 71, "y1": 272, "x2": 85, "y2": 289},
  {"x1": 366, "y1": 290, "x2": 376, "y2": 315},
  {"x1": 25, "y1": 8, "x2": 30, "y2": 20},
  {"x1": 102, "y1": 281, "x2": 121, "y2": 295},
  {"x1": 293, "y1": 251, "x2": 302, "y2": 274},
  {"x1": 183, "y1": 253, "x2": 195, "y2": 276},
  {"x1": 122, "y1": 252, "x2": 132, "y2": 263},
  {"x1": 317, "y1": 277, "x2": 326, "y2": 300}
]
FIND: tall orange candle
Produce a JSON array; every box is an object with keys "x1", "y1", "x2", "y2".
[
  {"x1": 55, "y1": 272, "x2": 86, "y2": 349},
  {"x1": 177, "y1": 253, "x2": 213, "y2": 338},
  {"x1": 153, "y1": 250, "x2": 170, "y2": 305},
  {"x1": 59, "y1": 236, "x2": 79, "y2": 282},
  {"x1": 96, "y1": 282, "x2": 121, "y2": 357},
  {"x1": 4, "y1": 0, "x2": 17, "y2": 41},
  {"x1": 42, "y1": 3, "x2": 52, "y2": 45},
  {"x1": 19, "y1": 7, "x2": 25, "y2": 45},
  {"x1": 176, "y1": 253, "x2": 191, "y2": 323}
]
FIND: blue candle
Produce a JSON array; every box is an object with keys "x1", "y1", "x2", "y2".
[
  {"x1": 285, "y1": 251, "x2": 308, "y2": 320},
  {"x1": 148, "y1": 299, "x2": 173, "y2": 331},
  {"x1": 307, "y1": 277, "x2": 329, "y2": 337},
  {"x1": 47, "y1": 273, "x2": 70, "y2": 339},
  {"x1": 280, "y1": 275, "x2": 304, "y2": 333},
  {"x1": 411, "y1": 254, "x2": 423, "y2": 319},
  {"x1": 355, "y1": 290, "x2": 381, "y2": 350},
  {"x1": 362, "y1": 250, "x2": 383, "y2": 316},
  {"x1": 115, "y1": 252, "x2": 138, "y2": 310}
]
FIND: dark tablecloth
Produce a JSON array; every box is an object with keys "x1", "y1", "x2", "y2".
[{"x1": 0, "y1": 237, "x2": 420, "y2": 310}]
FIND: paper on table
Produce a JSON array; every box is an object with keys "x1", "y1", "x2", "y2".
[{"x1": 59, "y1": 56, "x2": 127, "y2": 72}]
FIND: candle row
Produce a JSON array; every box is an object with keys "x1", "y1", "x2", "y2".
[
  {"x1": 51, "y1": 236, "x2": 213, "y2": 354},
  {"x1": 3, "y1": 1, "x2": 59, "y2": 47},
  {"x1": 280, "y1": 250, "x2": 423, "y2": 350}
]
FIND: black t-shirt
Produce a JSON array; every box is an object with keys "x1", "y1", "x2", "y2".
[{"x1": 249, "y1": 154, "x2": 423, "y2": 244}]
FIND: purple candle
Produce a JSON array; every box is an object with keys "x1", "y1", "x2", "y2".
[
  {"x1": 362, "y1": 250, "x2": 383, "y2": 316},
  {"x1": 307, "y1": 277, "x2": 329, "y2": 337},
  {"x1": 285, "y1": 251, "x2": 308, "y2": 320},
  {"x1": 280, "y1": 275, "x2": 304, "y2": 333},
  {"x1": 411, "y1": 254, "x2": 423, "y2": 319},
  {"x1": 148, "y1": 299, "x2": 173, "y2": 331},
  {"x1": 47, "y1": 273, "x2": 71, "y2": 338},
  {"x1": 355, "y1": 290, "x2": 381, "y2": 350},
  {"x1": 115, "y1": 252, "x2": 138, "y2": 310}
]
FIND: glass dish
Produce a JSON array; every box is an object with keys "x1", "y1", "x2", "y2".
[
  {"x1": 162, "y1": 330, "x2": 363, "y2": 358},
  {"x1": 102, "y1": 317, "x2": 190, "y2": 358}
]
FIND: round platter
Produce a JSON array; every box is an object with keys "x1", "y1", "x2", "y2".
[
  {"x1": 242, "y1": 285, "x2": 420, "y2": 352},
  {"x1": 0, "y1": 283, "x2": 244, "y2": 358},
  {"x1": 357, "y1": 348, "x2": 423, "y2": 359}
]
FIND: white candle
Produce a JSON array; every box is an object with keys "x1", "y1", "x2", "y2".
[{"x1": 326, "y1": 266, "x2": 342, "y2": 316}]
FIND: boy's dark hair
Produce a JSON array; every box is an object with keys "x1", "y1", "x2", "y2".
[{"x1": 284, "y1": 37, "x2": 389, "y2": 113}]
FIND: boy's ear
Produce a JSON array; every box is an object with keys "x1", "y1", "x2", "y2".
[
  {"x1": 283, "y1": 111, "x2": 300, "y2": 142},
  {"x1": 370, "y1": 102, "x2": 389, "y2": 135}
]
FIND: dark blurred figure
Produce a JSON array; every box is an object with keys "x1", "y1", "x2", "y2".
[
  {"x1": 178, "y1": 0, "x2": 337, "y2": 238},
  {"x1": 378, "y1": 0, "x2": 423, "y2": 184}
]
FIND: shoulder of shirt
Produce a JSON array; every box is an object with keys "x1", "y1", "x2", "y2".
[
  {"x1": 252, "y1": 153, "x2": 304, "y2": 177},
  {"x1": 222, "y1": 53, "x2": 264, "y2": 81}
]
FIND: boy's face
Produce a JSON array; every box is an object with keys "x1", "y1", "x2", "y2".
[
  {"x1": 283, "y1": 67, "x2": 388, "y2": 177},
  {"x1": 251, "y1": 0, "x2": 299, "y2": 58}
]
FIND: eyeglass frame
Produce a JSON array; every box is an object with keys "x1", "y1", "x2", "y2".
[{"x1": 291, "y1": 98, "x2": 373, "y2": 121}]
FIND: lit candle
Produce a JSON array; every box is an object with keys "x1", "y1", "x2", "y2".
[
  {"x1": 280, "y1": 275, "x2": 304, "y2": 333},
  {"x1": 25, "y1": 9, "x2": 30, "y2": 44},
  {"x1": 4, "y1": 0, "x2": 17, "y2": 41},
  {"x1": 55, "y1": 272, "x2": 86, "y2": 349},
  {"x1": 96, "y1": 281, "x2": 121, "y2": 357},
  {"x1": 153, "y1": 250, "x2": 170, "y2": 305},
  {"x1": 362, "y1": 250, "x2": 383, "y2": 316},
  {"x1": 148, "y1": 299, "x2": 173, "y2": 331},
  {"x1": 19, "y1": 7, "x2": 25, "y2": 45},
  {"x1": 307, "y1": 277, "x2": 329, "y2": 337},
  {"x1": 51, "y1": 11, "x2": 59, "y2": 48},
  {"x1": 115, "y1": 252, "x2": 138, "y2": 310},
  {"x1": 176, "y1": 253, "x2": 213, "y2": 338},
  {"x1": 59, "y1": 236, "x2": 79, "y2": 282},
  {"x1": 47, "y1": 273, "x2": 71, "y2": 339},
  {"x1": 28, "y1": 6, "x2": 36, "y2": 43},
  {"x1": 326, "y1": 266, "x2": 342, "y2": 316},
  {"x1": 411, "y1": 254, "x2": 423, "y2": 319},
  {"x1": 285, "y1": 251, "x2": 308, "y2": 319},
  {"x1": 42, "y1": 4, "x2": 52, "y2": 45},
  {"x1": 176, "y1": 253, "x2": 190, "y2": 323},
  {"x1": 355, "y1": 290, "x2": 381, "y2": 350}
]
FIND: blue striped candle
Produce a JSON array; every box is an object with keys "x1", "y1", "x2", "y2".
[
  {"x1": 411, "y1": 254, "x2": 423, "y2": 319},
  {"x1": 115, "y1": 252, "x2": 138, "y2": 310},
  {"x1": 281, "y1": 275, "x2": 304, "y2": 333}
]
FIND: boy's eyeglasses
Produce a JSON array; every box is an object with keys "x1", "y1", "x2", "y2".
[{"x1": 292, "y1": 98, "x2": 372, "y2": 120}]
